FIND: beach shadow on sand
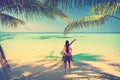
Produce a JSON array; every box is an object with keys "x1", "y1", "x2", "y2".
[
  {"x1": 1, "y1": 53, "x2": 120, "y2": 80},
  {"x1": 69, "y1": 62, "x2": 120, "y2": 80},
  {"x1": 72, "y1": 53, "x2": 103, "y2": 61},
  {"x1": 46, "y1": 52, "x2": 103, "y2": 61}
]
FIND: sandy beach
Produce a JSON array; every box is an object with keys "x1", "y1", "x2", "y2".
[{"x1": 0, "y1": 33, "x2": 120, "y2": 80}]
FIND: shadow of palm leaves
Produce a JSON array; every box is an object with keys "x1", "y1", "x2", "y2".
[
  {"x1": 12, "y1": 59, "x2": 66, "y2": 80},
  {"x1": 73, "y1": 62, "x2": 120, "y2": 80},
  {"x1": 44, "y1": 52, "x2": 120, "y2": 80},
  {"x1": 72, "y1": 53, "x2": 103, "y2": 61},
  {"x1": 7, "y1": 52, "x2": 120, "y2": 80}
]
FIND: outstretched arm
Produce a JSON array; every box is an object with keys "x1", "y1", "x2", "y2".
[{"x1": 69, "y1": 39, "x2": 76, "y2": 46}]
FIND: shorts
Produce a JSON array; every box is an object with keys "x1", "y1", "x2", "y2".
[{"x1": 64, "y1": 56, "x2": 71, "y2": 64}]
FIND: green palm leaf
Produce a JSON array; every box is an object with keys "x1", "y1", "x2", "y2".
[
  {"x1": 0, "y1": 0, "x2": 68, "y2": 20},
  {"x1": 0, "y1": 0, "x2": 68, "y2": 28},
  {"x1": 0, "y1": 13, "x2": 25, "y2": 27},
  {"x1": 51, "y1": 8, "x2": 69, "y2": 21},
  {"x1": 64, "y1": 15, "x2": 107, "y2": 35},
  {"x1": 43, "y1": 0, "x2": 120, "y2": 10},
  {"x1": 0, "y1": 0, "x2": 48, "y2": 19},
  {"x1": 91, "y1": 2, "x2": 120, "y2": 15},
  {"x1": 41, "y1": 0, "x2": 68, "y2": 20},
  {"x1": 64, "y1": 14, "x2": 120, "y2": 35}
]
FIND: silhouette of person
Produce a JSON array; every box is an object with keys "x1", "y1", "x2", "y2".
[{"x1": 62, "y1": 40, "x2": 72, "y2": 73}]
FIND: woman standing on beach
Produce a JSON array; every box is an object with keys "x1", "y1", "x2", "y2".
[{"x1": 62, "y1": 40, "x2": 72, "y2": 73}]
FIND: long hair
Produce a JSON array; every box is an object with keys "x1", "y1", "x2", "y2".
[{"x1": 65, "y1": 40, "x2": 69, "y2": 54}]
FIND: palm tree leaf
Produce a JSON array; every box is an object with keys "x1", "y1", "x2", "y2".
[
  {"x1": 0, "y1": 13, "x2": 25, "y2": 28},
  {"x1": 42, "y1": 0, "x2": 120, "y2": 10},
  {"x1": 0, "y1": 0, "x2": 68, "y2": 20},
  {"x1": 0, "y1": 0, "x2": 54, "y2": 19},
  {"x1": 12, "y1": 1, "x2": 45, "y2": 16},
  {"x1": 51, "y1": 8, "x2": 69, "y2": 21},
  {"x1": 91, "y1": 2, "x2": 120, "y2": 15},
  {"x1": 64, "y1": 15, "x2": 108, "y2": 35}
]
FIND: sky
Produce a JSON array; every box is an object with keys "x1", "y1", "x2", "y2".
[{"x1": 1, "y1": 6, "x2": 120, "y2": 33}]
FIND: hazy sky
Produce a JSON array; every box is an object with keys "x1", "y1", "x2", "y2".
[{"x1": 1, "y1": 7, "x2": 120, "y2": 32}]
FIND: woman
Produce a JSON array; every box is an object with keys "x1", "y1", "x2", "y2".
[{"x1": 62, "y1": 40, "x2": 72, "y2": 73}]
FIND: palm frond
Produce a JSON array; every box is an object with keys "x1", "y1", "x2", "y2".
[
  {"x1": 42, "y1": 0, "x2": 120, "y2": 10},
  {"x1": 0, "y1": 0, "x2": 68, "y2": 21},
  {"x1": 64, "y1": 15, "x2": 108, "y2": 35},
  {"x1": 0, "y1": 0, "x2": 53, "y2": 19},
  {"x1": 52, "y1": 8, "x2": 69, "y2": 22},
  {"x1": 91, "y1": 2, "x2": 120, "y2": 15},
  {"x1": 1, "y1": 0, "x2": 47, "y2": 18},
  {"x1": 0, "y1": 13, "x2": 25, "y2": 28}
]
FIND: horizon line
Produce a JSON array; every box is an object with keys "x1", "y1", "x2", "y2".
[{"x1": 1, "y1": 32, "x2": 120, "y2": 34}]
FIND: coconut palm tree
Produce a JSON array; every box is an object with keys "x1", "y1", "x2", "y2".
[
  {"x1": 64, "y1": 1, "x2": 120, "y2": 35},
  {"x1": 0, "y1": 0, "x2": 68, "y2": 28}
]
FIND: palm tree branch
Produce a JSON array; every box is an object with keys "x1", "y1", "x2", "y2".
[
  {"x1": 64, "y1": 15, "x2": 108, "y2": 35},
  {"x1": 64, "y1": 14, "x2": 120, "y2": 35},
  {"x1": 0, "y1": 0, "x2": 68, "y2": 21},
  {"x1": 0, "y1": 0, "x2": 54, "y2": 19},
  {"x1": 43, "y1": 0, "x2": 120, "y2": 10},
  {"x1": 51, "y1": 8, "x2": 69, "y2": 21},
  {"x1": 4, "y1": 0, "x2": 46, "y2": 15},
  {"x1": 91, "y1": 2, "x2": 120, "y2": 15},
  {"x1": 0, "y1": 13, "x2": 25, "y2": 28}
]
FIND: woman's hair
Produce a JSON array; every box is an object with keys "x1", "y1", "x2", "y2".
[{"x1": 65, "y1": 40, "x2": 69, "y2": 53}]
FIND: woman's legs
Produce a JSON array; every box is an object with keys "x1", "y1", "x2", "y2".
[
  {"x1": 64, "y1": 56, "x2": 67, "y2": 73},
  {"x1": 68, "y1": 56, "x2": 71, "y2": 72},
  {"x1": 64, "y1": 62, "x2": 67, "y2": 72},
  {"x1": 68, "y1": 62, "x2": 71, "y2": 69},
  {"x1": 64, "y1": 56, "x2": 71, "y2": 73}
]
